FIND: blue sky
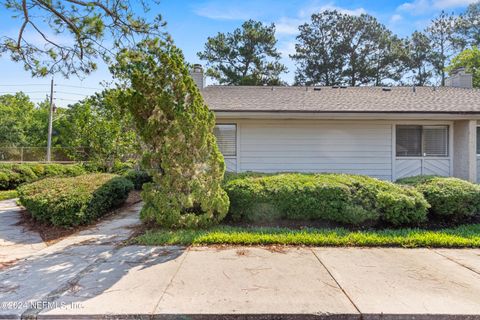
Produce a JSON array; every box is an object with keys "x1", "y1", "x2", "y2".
[{"x1": 0, "y1": 0, "x2": 476, "y2": 105}]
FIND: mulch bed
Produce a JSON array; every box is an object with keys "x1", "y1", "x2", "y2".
[{"x1": 17, "y1": 191, "x2": 142, "y2": 245}]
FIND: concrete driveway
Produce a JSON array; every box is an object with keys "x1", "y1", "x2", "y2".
[{"x1": 1, "y1": 199, "x2": 480, "y2": 319}]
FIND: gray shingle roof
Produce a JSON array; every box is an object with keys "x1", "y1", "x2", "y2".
[{"x1": 201, "y1": 86, "x2": 480, "y2": 114}]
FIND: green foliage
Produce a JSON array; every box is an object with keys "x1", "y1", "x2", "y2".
[
  {"x1": 111, "y1": 38, "x2": 229, "y2": 229},
  {"x1": 0, "y1": 163, "x2": 85, "y2": 190},
  {"x1": 18, "y1": 173, "x2": 133, "y2": 227},
  {"x1": 224, "y1": 173, "x2": 428, "y2": 226},
  {"x1": 292, "y1": 11, "x2": 405, "y2": 86},
  {"x1": 198, "y1": 20, "x2": 287, "y2": 85},
  {"x1": 447, "y1": 46, "x2": 480, "y2": 88},
  {"x1": 0, "y1": 190, "x2": 17, "y2": 201},
  {"x1": 2, "y1": 0, "x2": 166, "y2": 77},
  {"x1": 134, "y1": 224, "x2": 480, "y2": 248},
  {"x1": 123, "y1": 169, "x2": 152, "y2": 190},
  {"x1": 56, "y1": 90, "x2": 141, "y2": 169},
  {"x1": 398, "y1": 176, "x2": 480, "y2": 221}
]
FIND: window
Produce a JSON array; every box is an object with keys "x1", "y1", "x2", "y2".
[
  {"x1": 396, "y1": 125, "x2": 449, "y2": 157},
  {"x1": 214, "y1": 124, "x2": 236, "y2": 156},
  {"x1": 477, "y1": 127, "x2": 480, "y2": 155}
]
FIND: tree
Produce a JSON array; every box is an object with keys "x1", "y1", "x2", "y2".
[
  {"x1": 112, "y1": 38, "x2": 229, "y2": 228},
  {"x1": 446, "y1": 46, "x2": 480, "y2": 88},
  {"x1": 455, "y1": 1, "x2": 480, "y2": 49},
  {"x1": 426, "y1": 11, "x2": 458, "y2": 86},
  {"x1": 56, "y1": 89, "x2": 140, "y2": 169},
  {"x1": 1, "y1": 0, "x2": 166, "y2": 77},
  {"x1": 292, "y1": 11, "x2": 402, "y2": 86},
  {"x1": 198, "y1": 20, "x2": 287, "y2": 85},
  {"x1": 291, "y1": 11, "x2": 344, "y2": 86},
  {"x1": 0, "y1": 92, "x2": 35, "y2": 147},
  {"x1": 405, "y1": 31, "x2": 433, "y2": 86}
]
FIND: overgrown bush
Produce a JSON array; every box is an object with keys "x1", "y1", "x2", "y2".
[
  {"x1": 112, "y1": 39, "x2": 229, "y2": 229},
  {"x1": 123, "y1": 169, "x2": 152, "y2": 190},
  {"x1": 0, "y1": 163, "x2": 85, "y2": 190},
  {"x1": 18, "y1": 173, "x2": 133, "y2": 227},
  {"x1": 225, "y1": 173, "x2": 429, "y2": 226},
  {"x1": 397, "y1": 176, "x2": 480, "y2": 221}
]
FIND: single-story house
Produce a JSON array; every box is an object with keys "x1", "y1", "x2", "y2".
[{"x1": 191, "y1": 65, "x2": 480, "y2": 182}]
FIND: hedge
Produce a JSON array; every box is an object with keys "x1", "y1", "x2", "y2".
[
  {"x1": 123, "y1": 169, "x2": 152, "y2": 190},
  {"x1": 18, "y1": 173, "x2": 134, "y2": 227},
  {"x1": 0, "y1": 163, "x2": 85, "y2": 190},
  {"x1": 397, "y1": 176, "x2": 480, "y2": 221},
  {"x1": 224, "y1": 173, "x2": 429, "y2": 226}
]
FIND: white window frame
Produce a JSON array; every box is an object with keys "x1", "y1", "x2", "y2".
[
  {"x1": 395, "y1": 124, "x2": 450, "y2": 158},
  {"x1": 214, "y1": 122, "x2": 239, "y2": 172}
]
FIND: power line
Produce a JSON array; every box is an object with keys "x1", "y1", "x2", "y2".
[
  {"x1": 0, "y1": 91, "x2": 49, "y2": 94},
  {"x1": 0, "y1": 84, "x2": 49, "y2": 87},
  {"x1": 54, "y1": 91, "x2": 90, "y2": 97},
  {"x1": 55, "y1": 84, "x2": 102, "y2": 90}
]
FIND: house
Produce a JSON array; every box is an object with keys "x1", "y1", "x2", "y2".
[{"x1": 191, "y1": 65, "x2": 480, "y2": 182}]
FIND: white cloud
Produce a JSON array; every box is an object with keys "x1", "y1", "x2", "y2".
[
  {"x1": 278, "y1": 41, "x2": 297, "y2": 57},
  {"x1": 275, "y1": 1, "x2": 366, "y2": 36},
  {"x1": 193, "y1": 2, "x2": 259, "y2": 20},
  {"x1": 397, "y1": 0, "x2": 476, "y2": 14},
  {"x1": 390, "y1": 14, "x2": 403, "y2": 23}
]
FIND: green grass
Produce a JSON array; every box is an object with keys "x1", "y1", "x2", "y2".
[
  {"x1": 133, "y1": 224, "x2": 480, "y2": 248},
  {"x1": 0, "y1": 190, "x2": 17, "y2": 201}
]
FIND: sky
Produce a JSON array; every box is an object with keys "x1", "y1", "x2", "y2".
[{"x1": 0, "y1": 0, "x2": 477, "y2": 106}]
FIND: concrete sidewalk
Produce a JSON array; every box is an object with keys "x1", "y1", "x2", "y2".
[{"x1": 1, "y1": 245, "x2": 480, "y2": 319}]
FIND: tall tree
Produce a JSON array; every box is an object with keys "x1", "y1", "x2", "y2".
[
  {"x1": 446, "y1": 46, "x2": 480, "y2": 88},
  {"x1": 112, "y1": 38, "x2": 229, "y2": 228},
  {"x1": 0, "y1": 92, "x2": 35, "y2": 147},
  {"x1": 198, "y1": 20, "x2": 287, "y2": 85},
  {"x1": 455, "y1": 1, "x2": 480, "y2": 49},
  {"x1": 426, "y1": 11, "x2": 458, "y2": 86},
  {"x1": 338, "y1": 14, "x2": 395, "y2": 86},
  {"x1": 405, "y1": 31, "x2": 433, "y2": 86},
  {"x1": 292, "y1": 11, "x2": 402, "y2": 86},
  {"x1": 291, "y1": 11, "x2": 344, "y2": 86},
  {"x1": 1, "y1": 0, "x2": 166, "y2": 77}
]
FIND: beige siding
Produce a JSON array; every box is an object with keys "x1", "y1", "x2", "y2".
[
  {"x1": 237, "y1": 120, "x2": 393, "y2": 180},
  {"x1": 224, "y1": 157, "x2": 237, "y2": 172}
]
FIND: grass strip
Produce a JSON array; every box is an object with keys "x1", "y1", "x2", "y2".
[
  {"x1": 133, "y1": 224, "x2": 480, "y2": 248},
  {"x1": 0, "y1": 190, "x2": 17, "y2": 201}
]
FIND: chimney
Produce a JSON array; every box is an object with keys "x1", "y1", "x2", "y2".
[
  {"x1": 445, "y1": 67, "x2": 473, "y2": 89},
  {"x1": 190, "y1": 64, "x2": 205, "y2": 89}
]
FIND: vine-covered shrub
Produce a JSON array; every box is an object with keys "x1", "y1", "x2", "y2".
[
  {"x1": 225, "y1": 173, "x2": 429, "y2": 226},
  {"x1": 18, "y1": 173, "x2": 133, "y2": 227},
  {"x1": 397, "y1": 176, "x2": 480, "y2": 221},
  {"x1": 111, "y1": 38, "x2": 229, "y2": 228},
  {"x1": 0, "y1": 163, "x2": 85, "y2": 190}
]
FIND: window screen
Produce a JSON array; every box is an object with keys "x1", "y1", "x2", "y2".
[
  {"x1": 423, "y1": 126, "x2": 448, "y2": 157},
  {"x1": 396, "y1": 125, "x2": 422, "y2": 157},
  {"x1": 477, "y1": 127, "x2": 480, "y2": 155},
  {"x1": 396, "y1": 125, "x2": 449, "y2": 157},
  {"x1": 214, "y1": 124, "x2": 236, "y2": 156}
]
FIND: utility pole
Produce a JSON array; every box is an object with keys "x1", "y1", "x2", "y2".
[{"x1": 46, "y1": 78, "x2": 54, "y2": 162}]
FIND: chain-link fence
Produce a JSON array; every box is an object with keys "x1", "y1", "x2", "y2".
[{"x1": 0, "y1": 147, "x2": 89, "y2": 163}]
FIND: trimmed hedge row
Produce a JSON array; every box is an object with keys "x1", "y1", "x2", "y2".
[
  {"x1": 18, "y1": 173, "x2": 133, "y2": 227},
  {"x1": 397, "y1": 176, "x2": 480, "y2": 221},
  {"x1": 224, "y1": 173, "x2": 429, "y2": 226},
  {"x1": 123, "y1": 169, "x2": 152, "y2": 190},
  {"x1": 0, "y1": 163, "x2": 85, "y2": 190}
]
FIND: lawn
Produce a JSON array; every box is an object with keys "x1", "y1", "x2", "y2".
[
  {"x1": 133, "y1": 224, "x2": 480, "y2": 248},
  {"x1": 0, "y1": 190, "x2": 18, "y2": 201}
]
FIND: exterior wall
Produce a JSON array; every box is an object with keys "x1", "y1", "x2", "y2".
[
  {"x1": 217, "y1": 119, "x2": 460, "y2": 181},
  {"x1": 453, "y1": 120, "x2": 476, "y2": 182}
]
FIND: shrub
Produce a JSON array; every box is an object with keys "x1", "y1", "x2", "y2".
[
  {"x1": 0, "y1": 163, "x2": 86, "y2": 190},
  {"x1": 397, "y1": 176, "x2": 480, "y2": 221},
  {"x1": 123, "y1": 169, "x2": 152, "y2": 190},
  {"x1": 18, "y1": 173, "x2": 133, "y2": 227},
  {"x1": 224, "y1": 173, "x2": 428, "y2": 226}
]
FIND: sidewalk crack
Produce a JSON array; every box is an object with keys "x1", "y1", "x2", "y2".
[
  {"x1": 310, "y1": 248, "x2": 362, "y2": 317},
  {"x1": 150, "y1": 246, "x2": 190, "y2": 317},
  {"x1": 431, "y1": 249, "x2": 480, "y2": 277}
]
